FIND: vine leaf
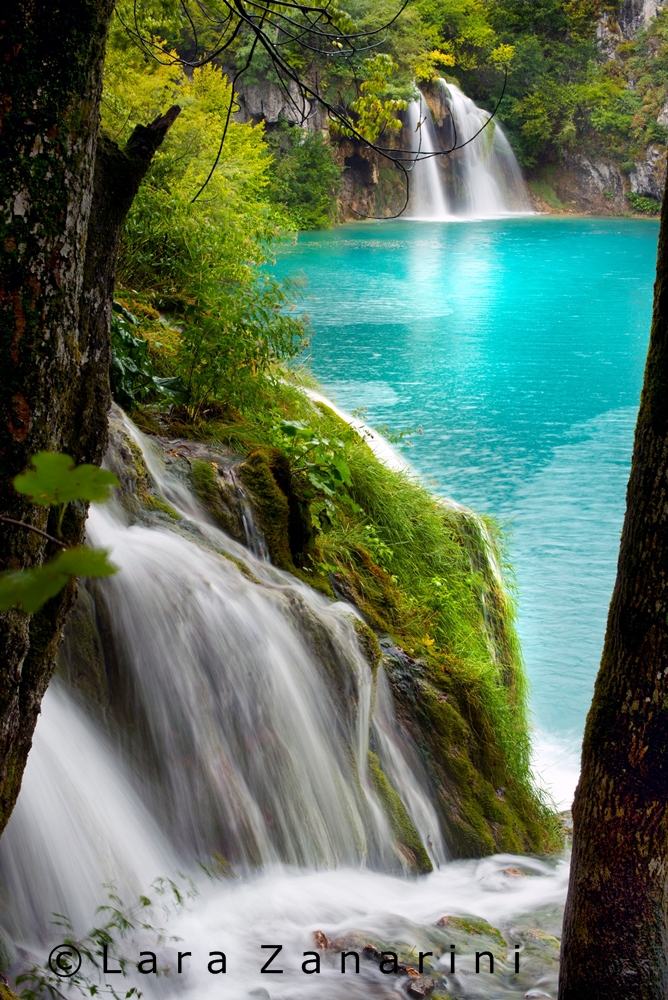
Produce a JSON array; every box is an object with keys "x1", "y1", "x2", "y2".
[
  {"x1": 13, "y1": 452, "x2": 118, "y2": 506},
  {"x1": 0, "y1": 547, "x2": 117, "y2": 614}
]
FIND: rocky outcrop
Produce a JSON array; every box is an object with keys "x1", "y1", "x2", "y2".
[
  {"x1": 56, "y1": 406, "x2": 561, "y2": 862},
  {"x1": 235, "y1": 78, "x2": 311, "y2": 125},
  {"x1": 629, "y1": 143, "x2": 667, "y2": 199},
  {"x1": 535, "y1": 153, "x2": 628, "y2": 214},
  {"x1": 618, "y1": 0, "x2": 667, "y2": 37},
  {"x1": 596, "y1": 11, "x2": 623, "y2": 57},
  {"x1": 335, "y1": 138, "x2": 383, "y2": 220}
]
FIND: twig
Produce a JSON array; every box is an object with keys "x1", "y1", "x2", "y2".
[{"x1": 0, "y1": 515, "x2": 68, "y2": 549}]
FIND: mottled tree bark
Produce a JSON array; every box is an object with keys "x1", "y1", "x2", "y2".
[
  {"x1": 0, "y1": 2, "x2": 179, "y2": 836},
  {"x1": 558, "y1": 179, "x2": 668, "y2": 993}
]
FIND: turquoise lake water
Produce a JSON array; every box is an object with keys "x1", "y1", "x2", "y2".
[{"x1": 272, "y1": 216, "x2": 659, "y2": 779}]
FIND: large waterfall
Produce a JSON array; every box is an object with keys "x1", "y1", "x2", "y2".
[
  {"x1": 406, "y1": 83, "x2": 532, "y2": 220},
  {"x1": 0, "y1": 411, "x2": 567, "y2": 999}
]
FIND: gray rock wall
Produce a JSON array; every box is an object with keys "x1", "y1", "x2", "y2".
[
  {"x1": 630, "y1": 144, "x2": 667, "y2": 200},
  {"x1": 618, "y1": 0, "x2": 667, "y2": 38}
]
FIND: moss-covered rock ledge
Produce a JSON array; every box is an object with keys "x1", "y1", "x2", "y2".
[{"x1": 65, "y1": 378, "x2": 561, "y2": 860}]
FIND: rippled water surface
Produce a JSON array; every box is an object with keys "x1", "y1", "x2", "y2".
[{"x1": 272, "y1": 216, "x2": 659, "y2": 789}]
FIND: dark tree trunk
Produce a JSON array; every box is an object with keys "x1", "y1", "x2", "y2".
[
  {"x1": 0, "y1": 2, "x2": 179, "y2": 837},
  {"x1": 558, "y1": 182, "x2": 668, "y2": 994}
]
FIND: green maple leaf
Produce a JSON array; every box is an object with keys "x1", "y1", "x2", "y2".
[
  {"x1": 13, "y1": 453, "x2": 118, "y2": 507},
  {"x1": 0, "y1": 547, "x2": 117, "y2": 613}
]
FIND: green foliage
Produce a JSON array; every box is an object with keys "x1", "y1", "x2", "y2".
[
  {"x1": 103, "y1": 24, "x2": 307, "y2": 413},
  {"x1": 0, "y1": 456, "x2": 119, "y2": 613},
  {"x1": 16, "y1": 877, "x2": 195, "y2": 1000},
  {"x1": 628, "y1": 191, "x2": 662, "y2": 214},
  {"x1": 111, "y1": 303, "x2": 189, "y2": 408},
  {"x1": 429, "y1": 0, "x2": 668, "y2": 167},
  {"x1": 0, "y1": 549, "x2": 117, "y2": 614},
  {"x1": 270, "y1": 416, "x2": 352, "y2": 500},
  {"x1": 332, "y1": 54, "x2": 410, "y2": 142},
  {"x1": 265, "y1": 123, "x2": 342, "y2": 229},
  {"x1": 14, "y1": 453, "x2": 117, "y2": 507},
  {"x1": 416, "y1": 0, "x2": 498, "y2": 70},
  {"x1": 175, "y1": 374, "x2": 558, "y2": 850}
]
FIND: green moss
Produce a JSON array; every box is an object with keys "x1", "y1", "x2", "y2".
[
  {"x1": 353, "y1": 617, "x2": 382, "y2": 673},
  {"x1": 529, "y1": 177, "x2": 567, "y2": 210},
  {"x1": 438, "y1": 915, "x2": 506, "y2": 948},
  {"x1": 190, "y1": 458, "x2": 219, "y2": 508},
  {"x1": 127, "y1": 438, "x2": 179, "y2": 522},
  {"x1": 367, "y1": 751, "x2": 433, "y2": 874},
  {"x1": 237, "y1": 448, "x2": 294, "y2": 569}
]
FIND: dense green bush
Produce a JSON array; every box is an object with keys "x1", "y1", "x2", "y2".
[
  {"x1": 103, "y1": 10, "x2": 307, "y2": 414},
  {"x1": 110, "y1": 303, "x2": 188, "y2": 408},
  {"x1": 265, "y1": 122, "x2": 343, "y2": 229},
  {"x1": 628, "y1": 192, "x2": 662, "y2": 214}
]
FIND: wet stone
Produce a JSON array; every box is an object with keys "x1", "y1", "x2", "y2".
[{"x1": 406, "y1": 975, "x2": 436, "y2": 997}]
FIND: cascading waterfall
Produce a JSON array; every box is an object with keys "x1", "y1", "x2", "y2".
[
  {"x1": 442, "y1": 81, "x2": 532, "y2": 217},
  {"x1": 0, "y1": 410, "x2": 569, "y2": 998},
  {"x1": 406, "y1": 99, "x2": 452, "y2": 219},
  {"x1": 404, "y1": 84, "x2": 532, "y2": 219},
  {"x1": 0, "y1": 412, "x2": 443, "y2": 929},
  {"x1": 0, "y1": 684, "x2": 177, "y2": 941}
]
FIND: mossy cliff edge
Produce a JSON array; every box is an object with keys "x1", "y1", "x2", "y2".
[{"x1": 61, "y1": 383, "x2": 561, "y2": 863}]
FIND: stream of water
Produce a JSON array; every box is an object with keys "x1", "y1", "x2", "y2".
[{"x1": 0, "y1": 415, "x2": 567, "y2": 1000}]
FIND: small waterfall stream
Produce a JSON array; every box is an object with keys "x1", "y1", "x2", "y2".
[
  {"x1": 0, "y1": 411, "x2": 569, "y2": 998},
  {"x1": 406, "y1": 99, "x2": 452, "y2": 219}
]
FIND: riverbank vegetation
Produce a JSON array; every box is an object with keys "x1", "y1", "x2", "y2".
[{"x1": 127, "y1": 361, "x2": 560, "y2": 854}]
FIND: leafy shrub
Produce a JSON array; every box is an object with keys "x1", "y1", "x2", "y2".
[
  {"x1": 627, "y1": 191, "x2": 661, "y2": 215},
  {"x1": 0, "y1": 455, "x2": 118, "y2": 612},
  {"x1": 110, "y1": 303, "x2": 189, "y2": 408},
  {"x1": 265, "y1": 122, "x2": 343, "y2": 229},
  {"x1": 102, "y1": 19, "x2": 306, "y2": 414}
]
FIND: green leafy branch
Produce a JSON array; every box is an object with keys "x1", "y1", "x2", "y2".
[
  {"x1": 272, "y1": 416, "x2": 352, "y2": 500},
  {"x1": 331, "y1": 55, "x2": 409, "y2": 143},
  {"x1": 0, "y1": 454, "x2": 119, "y2": 613},
  {"x1": 15, "y1": 877, "x2": 196, "y2": 1000}
]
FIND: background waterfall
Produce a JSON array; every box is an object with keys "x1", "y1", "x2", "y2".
[
  {"x1": 442, "y1": 81, "x2": 532, "y2": 217},
  {"x1": 406, "y1": 99, "x2": 452, "y2": 219},
  {"x1": 405, "y1": 83, "x2": 532, "y2": 219}
]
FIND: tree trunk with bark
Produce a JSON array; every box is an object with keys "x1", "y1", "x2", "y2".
[
  {"x1": 558, "y1": 180, "x2": 668, "y2": 995},
  {"x1": 0, "y1": 1, "x2": 178, "y2": 837}
]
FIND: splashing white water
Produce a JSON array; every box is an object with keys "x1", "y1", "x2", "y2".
[
  {"x1": 0, "y1": 684, "x2": 176, "y2": 941},
  {"x1": 441, "y1": 81, "x2": 532, "y2": 218},
  {"x1": 405, "y1": 99, "x2": 452, "y2": 220}
]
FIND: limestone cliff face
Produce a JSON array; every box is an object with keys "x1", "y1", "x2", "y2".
[
  {"x1": 540, "y1": 0, "x2": 668, "y2": 215},
  {"x1": 618, "y1": 0, "x2": 667, "y2": 37}
]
